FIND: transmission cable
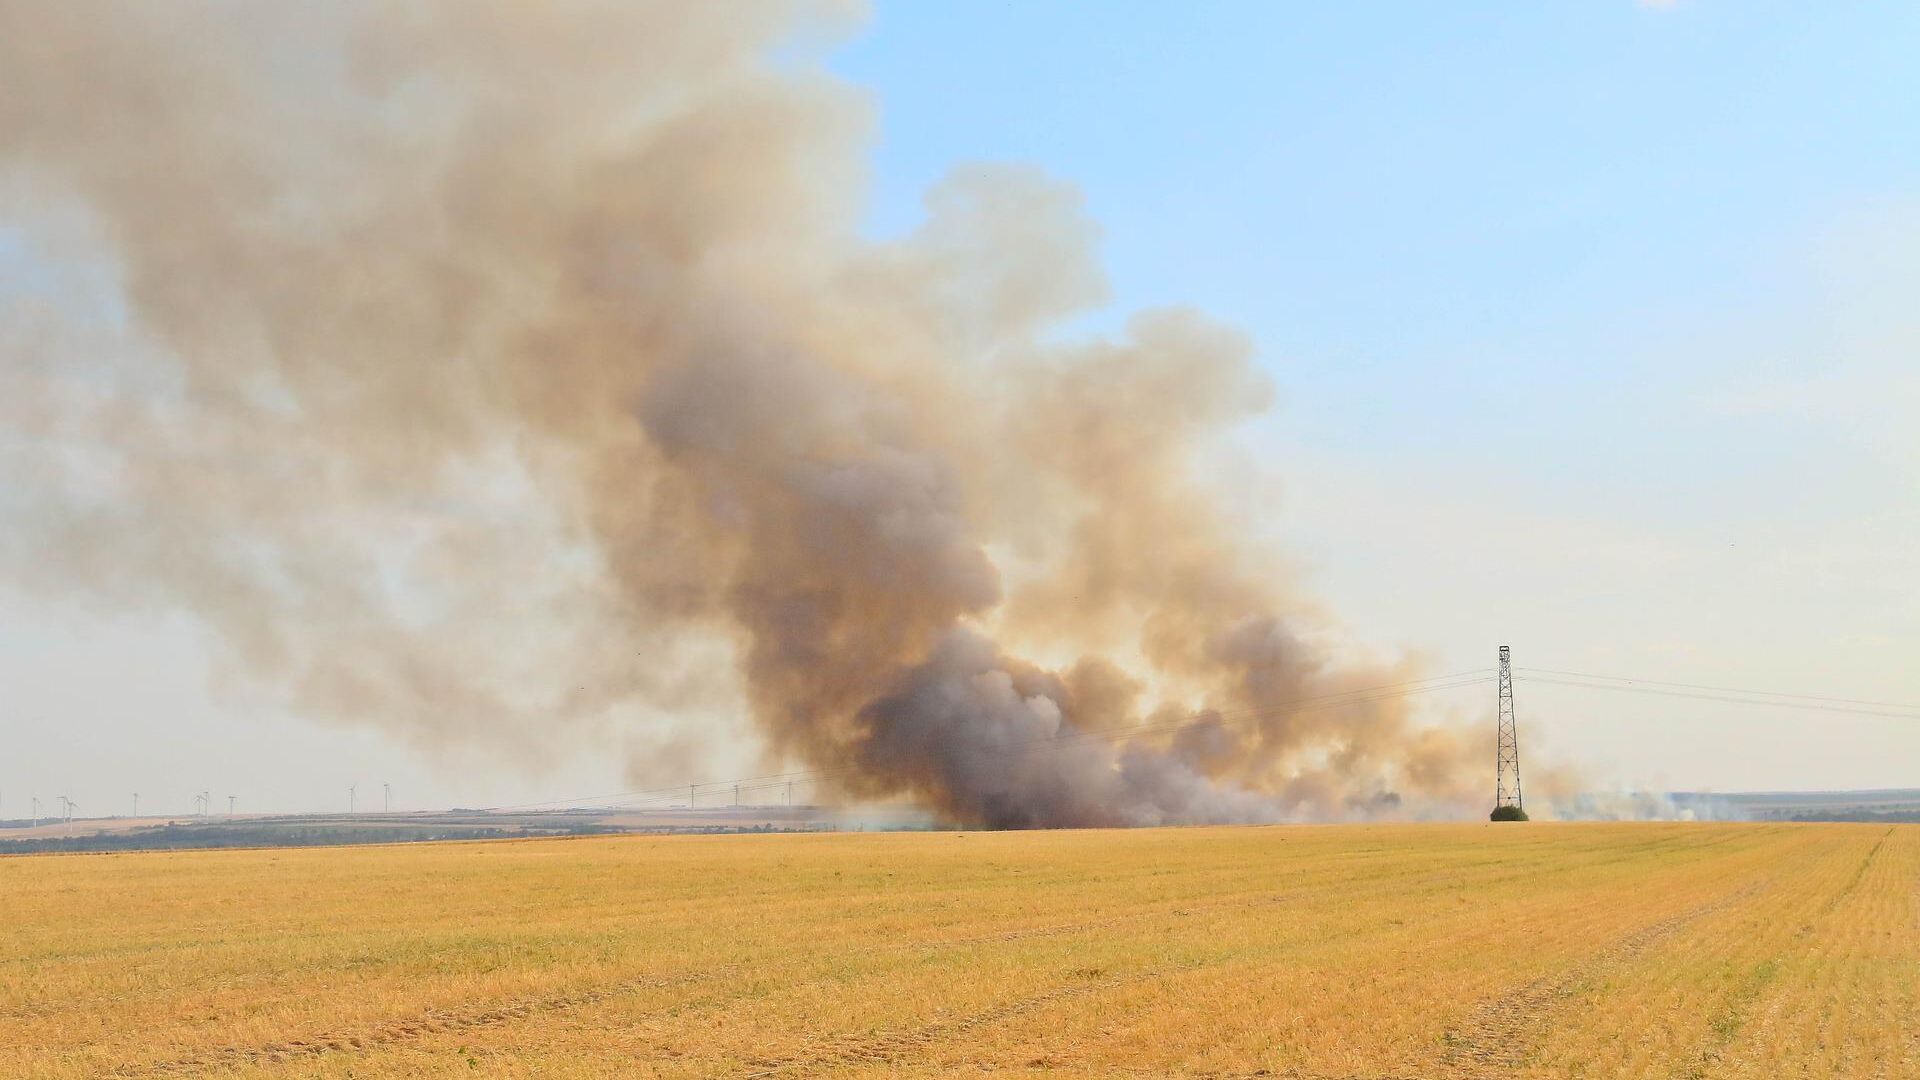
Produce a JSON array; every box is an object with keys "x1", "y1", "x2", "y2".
[
  {"x1": 1517, "y1": 666, "x2": 1920, "y2": 713},
  {"x1": 1516, "y1": 672, "x2": 1920, "y2": 722}
]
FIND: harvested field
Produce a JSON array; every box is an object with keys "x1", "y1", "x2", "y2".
[{"x1": 1, "y1": 823, "x2": 1914, "y2": 1078}]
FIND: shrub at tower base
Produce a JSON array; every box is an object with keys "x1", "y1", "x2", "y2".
[{"x1": 1490, "y1": 805, "x2": 1530, "y2": 822}]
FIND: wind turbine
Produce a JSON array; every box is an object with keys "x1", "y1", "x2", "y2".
[
  {"x1": 58, "y1": 796, "x2": 77, "y2": 836},
  {"x1": 349, "y1": 783, "x2": 357, "y2": 815},
  {"x1": 227, "y1": 795, "x2": 236, "y2": 818},
  {"x1": 132, "y1": 792, "x2": 139, "y2": 818},
  {"x1": 199, "y1": 791, "x2": 211, "y2": 817},
  {"x1": 383, "y1": 782, "x2": 391, "y2": 814},
  {"x1": 30, "y1": 795, "x2": 39, "y2": 829}
]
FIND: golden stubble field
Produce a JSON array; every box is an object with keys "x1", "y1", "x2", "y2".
[{"x1": 1, "y1": 822, "x2": 1914, "y2": 1079}]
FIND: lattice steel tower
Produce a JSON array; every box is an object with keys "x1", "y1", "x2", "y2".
[{"x1": 1493, "y1": 645, "x2": 1523, "y2": 814}]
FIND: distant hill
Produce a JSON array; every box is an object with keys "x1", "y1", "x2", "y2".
[
  {"x1": 1671, "y1": 789, "x2": 1920, "y2": 824},
  {"x1": 0, "y1": 807, "x2": 850, "y2": 855}
]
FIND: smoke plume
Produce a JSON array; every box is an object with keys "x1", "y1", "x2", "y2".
[{"x1": 0, "y1": 2, "x2": 1508, "y2": 825}]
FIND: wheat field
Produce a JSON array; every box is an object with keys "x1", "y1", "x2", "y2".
[{"x1": 1, "y1": 823, "x2": 1913, "y2": 1078}]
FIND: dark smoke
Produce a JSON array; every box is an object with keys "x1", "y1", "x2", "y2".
[{"x1": 0, "y1": 1, "x2": 1518, "y2": 825}]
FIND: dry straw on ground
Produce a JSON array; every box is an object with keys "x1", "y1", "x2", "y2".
[{"x1": 2, "y1": 822, "x2": 1915, "y2": 1078}]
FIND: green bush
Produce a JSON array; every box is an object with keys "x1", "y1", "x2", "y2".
[{"x1": 1489, "y1": 805, "x2": 1530, "y2": 822}]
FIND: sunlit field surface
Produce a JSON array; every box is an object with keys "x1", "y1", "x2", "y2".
[{"x1": 2, "y1": 823, "x2": 1914, "y2": 1078}]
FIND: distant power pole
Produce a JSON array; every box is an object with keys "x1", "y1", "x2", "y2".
[{"x1": 1493, "y1": 645, "x2": 1524, "y2": 818}]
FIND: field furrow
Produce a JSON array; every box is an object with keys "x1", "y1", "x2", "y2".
[{"x1": 0, "y1": 823, "x2": 1910, "y2": 1079}]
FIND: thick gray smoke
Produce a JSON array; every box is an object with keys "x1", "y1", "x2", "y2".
[{"x1": 0, "y1": 2, "x2": 1533, "y2": 825}]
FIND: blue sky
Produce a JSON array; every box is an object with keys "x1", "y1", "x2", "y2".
[
  {"x1": 1, "y1": 3, "x2": 1916, "y2": 814},
  {"x1": 827, "y1": 2, "x2": 1920, "y2": 791},
  {"x1": 831, "y1": 3, "x2": 1916, "y2": 427}
]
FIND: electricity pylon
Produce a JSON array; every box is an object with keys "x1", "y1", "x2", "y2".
[{"x1": 1493, "y1": 645, "x2": 1524, "y2": 819}]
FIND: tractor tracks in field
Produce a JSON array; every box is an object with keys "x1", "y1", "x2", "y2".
[
  {"x1": 113, "y1": 964, "x2": 735, "y2": 1078},
  {"x1": 102, "y1": 838, "x2": 1814, "y2": 1078},
  {"x1": 1436, "y1": 876, "x2": 1772, "y2": 1078},
  {"x1": 1671, "y1": 827, "x2": 1898, "y2": 1080},
  {"x1": 738, "y1": 965, "x2": 1162, "y2": 1078},
  {"x1": 1810, "y1": 826, "x2": 1892, "y2": 922},
  {"x1": 105, "y1": 895, "x2": 1237, "y2": 1077},
  {"x1": 727, "y1": 869, "x2": 1513, "y2": 1079},
  {"x1": 732, "y1": 878, "x2": 1466, "y2": 1077}
]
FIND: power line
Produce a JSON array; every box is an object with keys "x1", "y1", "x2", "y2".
[
  {"x1": 476, "y1": 661, "x2": 1920, "y2": 818},
  {"x1": 1518, "y1": 666, "x2": 1920, "y2": 713},
  {"x1": 483, "y1": 669, "x2": 1495, "y2": 813},
  {"x1": 1518, "y1": 674, "x2": 1920, "y2": 721}
]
